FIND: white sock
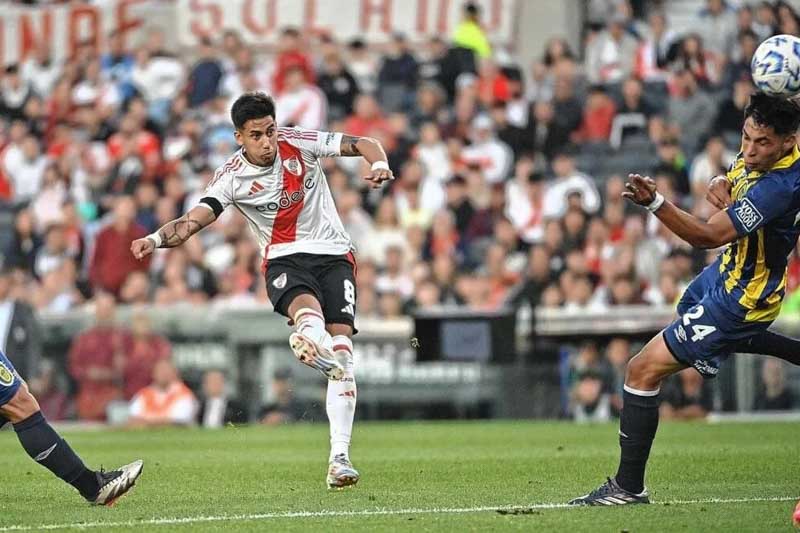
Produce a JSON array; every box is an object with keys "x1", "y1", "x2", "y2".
[
  {"x1": 293, "y1": 308, "x2": 332, "y2": 350},
  {"x1": 327, "y1": 335, "x2": 356, "y2": 461}
]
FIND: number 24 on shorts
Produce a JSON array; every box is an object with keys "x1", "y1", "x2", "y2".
[{"x1": 678, "y1": 305, "x2": 717, "y2": 343}]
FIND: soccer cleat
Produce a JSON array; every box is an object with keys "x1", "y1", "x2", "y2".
[
  {"x1": 327, "y1": 453, "x2": 359, "y2": 489},
  {"x1": 568, "y1": 477, "x2": 650, "y2": 506},
  {"x1": 91, "y1": 459, "x2": 144, "y2": 506},
  {"x1": 289, "y1": 332, "x2": 344, "y2": 380}
]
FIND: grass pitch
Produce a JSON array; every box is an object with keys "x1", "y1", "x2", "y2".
[{"x1": 0, "y1": 420, "x2": 797, "y2": 531}]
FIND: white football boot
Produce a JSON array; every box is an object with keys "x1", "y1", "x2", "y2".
[
  {"x1": 289, "y1": 332, "x2": 344, "y2": 380},
  {"x1": 327, "y1": 453, "x2": 359, "y2": 489}
]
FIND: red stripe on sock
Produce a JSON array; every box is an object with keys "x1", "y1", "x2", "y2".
[{"x1": 333, "y1": 344, "x2": 352, "y2": 353}]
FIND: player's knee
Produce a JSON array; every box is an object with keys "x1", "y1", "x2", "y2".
[
  {"x1": 326, "y1": 323, "x2": 353, "y2": 338},
  {"x1": 625, "y1": 354, "x2": 661, "y2": 389},
  {"x1": 1, "y1": 385, "x2": 40, "y2": 424}
]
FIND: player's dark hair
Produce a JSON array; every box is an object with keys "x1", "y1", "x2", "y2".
[
  {"x1": 230, "y1": 92, "x2": 276, "y2": 130},
  {"x1": 744, "y1": 92, "x2": 800, "y2": 136}
]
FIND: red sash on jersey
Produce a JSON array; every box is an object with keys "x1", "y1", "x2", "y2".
[{"x1": 261, "y1": 141, "x2": 308, "y2": 272}]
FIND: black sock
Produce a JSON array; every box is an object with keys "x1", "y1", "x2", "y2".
[
  {"x1": 615, "y1": 388, "x2": 661, "y2": 494},
  {"x1": 13, "y1": 411, "x2": 99, "y2": 500},
  {"x1": 735, "y1": 331, "x2": 800, "y2": 365}
]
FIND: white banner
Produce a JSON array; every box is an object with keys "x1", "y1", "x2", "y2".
[
  {"x1": 176, "y1": 0, "x2": 519, "y2": 47},
  {"x1": 0, "y1": 0, "x2": 157, "y2": 67}
]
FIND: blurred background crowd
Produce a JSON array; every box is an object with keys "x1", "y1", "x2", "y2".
[{"x1": 0, "y1": 0, "x2": 798, "y2": 424}]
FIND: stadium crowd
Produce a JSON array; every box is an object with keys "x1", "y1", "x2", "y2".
[{"x1": 0, "y1": 0, "x2": 798, "y2": 421}]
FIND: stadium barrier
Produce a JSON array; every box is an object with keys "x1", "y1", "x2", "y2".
[{"x1": 37, "y1": 305, "x2": 800, "y2": 420}]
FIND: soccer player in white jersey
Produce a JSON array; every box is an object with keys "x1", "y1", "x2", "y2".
[{"x1": 131, "y1": 92, "x2": 393, "y2": 488}]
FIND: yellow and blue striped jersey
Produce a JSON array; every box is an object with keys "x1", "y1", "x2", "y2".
[{"x1": 720, "y1": 145, "x2": 800, "y2": 322}]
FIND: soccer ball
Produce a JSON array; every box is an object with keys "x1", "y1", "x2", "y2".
[{"x1": 751, "y1": 34, "x2": 800, "y2": 98}]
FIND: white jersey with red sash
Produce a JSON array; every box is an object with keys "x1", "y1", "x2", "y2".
[{"x1": 201, "y1": 127, "x2": 353, "y2": 267}]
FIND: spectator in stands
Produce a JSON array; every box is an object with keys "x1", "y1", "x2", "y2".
[
  {"x1": 660, "y1": 368, "x2": 713, "y2": 420},
  {"x1": 197, "y1": 369, "x2": 247, "y2": 428},
  {"x1": 753, "y1": 2, "x2": 778, "y2": 42},
  {"x1": 689, "y1": 136, "x2": 736, "y2": 202},
  {"x1": 100, "y1": 30, "x2": 136, "y2": 101},
  {"x1": 130, "y1": 48, "x2": 185, "y2": 128},
  {"x1": 27, "y1": 359, "x2": 71, "y2": 422},
  {"x1": 1, "y1": 64, "x2": 32, "y2": 122},
  {"x1": 344, "y1": 93, "x2": 392, "y2": 142},
  {"x1": 34, "y1": 223, "x2": 73, "y2": 279},
  {"x1": 67, "y1": 293, "x2": 128, "y2": 421},
  {"x1": 128, "y1": 359, "x2": 197, "y2": 427},
  {"x1": 89, "y1": 195, "x2": 150, "y2": 296},
  {"x1": 272, "y1": 27, "x2": 315, "y2": 95},
  {"x1": 653, "y1": 138, "x2": 691, "y2": 197},
  {"x1": 667, "y1": 69, "x2": 717, "y2": 157},
  {"x1": 4, "y1": 135, "x2": 47, "y2": 204},
  {"x1": 672, "y1": 33, "x2": 722, "y2": 88},
  {"x1": 377, "y1": 33, "x2": 418, "y2": 113},
  {"x1": 697, "y1": 0, "x2": 738, "y2": 59},
  {"x1": 776, "y1": 1, "x2": 800, "y2": 35},
  {"x1": 713, "y1": 77, "x2": 752, "y2": 149},
  {"x1": 724, "y1": 30, "x2": 759, "y2": 89},
  {"x1": 460, "y1": 114, "x2": 513, "y2": 184},
  {"x1": 187, "y1": 37, "x2": 224, "y2": 109},
  {"x1": 572, "y1": 369, "x2": 612, "y2": 422},
  {"x1": 275, "y1": 65, "x2": 327, "y2": 130},
  {"x1": 261, "y1": 368, "x2": 318, "y2": 425},
  {"x1": 122, "y1": 310, "x2": 171, "y2": 401},
  {"x1": 572, "y1": 85, "x2": 616, "y2": 144},
  {"x1": 753, "y1": 358, "x2": 795, "y2": 411},
  {"x1": 317, "y1": 49, "x2": 360, "y2": 121},
  {"x1": 634, "y1": 10, "x2": 676, "y2": 83},
  {"x1": 609, "y1": 77, "x2": 654, "y2": 149},
  {"x1": 585, "y1": 14, "x2": 638, "y2": 85},
  {"x1": 452, "y1": 2, "x2": 492, "y2": 60},
  {"x1": 543, "y1": 152, "x2": 601, "y2": 219},
  {"x1": 346, "y1": 38, "x2": 378, "y2": 95},
  {"x1": 21, "y1": 44, "x2": 62, "y2": 98}
]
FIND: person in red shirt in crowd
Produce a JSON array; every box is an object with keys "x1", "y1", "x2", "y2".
[
  {"x1": 343, "y1": 94, "x2": 393, "y2": 140},
  {"x1": 476, "y1": 58, "x2": 511, "y2": 107},
  {"x1": 67, "y1": 292, "x2": 130, "y2": 421},
  {"x1": 572, "y1": 85, "x2": 617, "y2": 143},
  {"x1": 123, "y1": 309, "x2": 172, "y2": 401},
  {"x1": 89, "y1": 195, "x2": 150, "y2": 296},
  {"x1": 106, "y1": 115, "x2": 161, "y2": 179},
  {"x1": 272, "y1": 27, "x2": 315, "y2": 95}
]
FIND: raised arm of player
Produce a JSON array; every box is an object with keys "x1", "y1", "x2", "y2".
[
  {"x1": 130, "y1": 205, "x2": 217, "y2": 260},
  {"x1": 339, "y1": 134, "x2": 393, "y2": 188},
  {"x1": 623, "y1": 173, "x2": 738, "y2": 249}
]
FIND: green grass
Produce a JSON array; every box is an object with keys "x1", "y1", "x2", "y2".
[{"x1": 0, "y1": 421, "x2": 797, "y2": 531}]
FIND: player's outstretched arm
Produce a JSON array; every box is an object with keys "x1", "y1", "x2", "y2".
[
  {"x1": 131, "y1": 205, "x2": 217, "y2": 260},
  {"x1": 339, "y1": 134, "x2": 393, "y2": 188},
  {"x1": 623, "y1": 174, "x2": 738, "y2": 249}
]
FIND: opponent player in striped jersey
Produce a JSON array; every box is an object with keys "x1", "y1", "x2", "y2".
[
  {"x1": 131, "y1": 92, "x2": 393, "y2": 488},
  {"x1": 571, "y1": 93, "x2": 800, "y2": 505}
]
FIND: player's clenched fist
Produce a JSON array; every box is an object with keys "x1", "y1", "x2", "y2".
[
  {"x1": 364, "y1": 162, "x2": 394, "y2": 189},
  {"x1": 131, "y1": 237, "x2": 156, "y2": 260},
  {"x1": 705, "y1": 175, "x2": 732, "y2": 210}
]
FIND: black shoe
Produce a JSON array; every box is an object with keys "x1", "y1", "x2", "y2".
[
  {"x1": 568, "y1": 477, "x2": 650, "y2": 506},
  {"x1": 89, "y1": 460, "x2": 144, "y2": 506}
]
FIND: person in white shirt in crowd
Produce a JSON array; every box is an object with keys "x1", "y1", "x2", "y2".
[
  {"x1": 585, "y1": 14, "x2": 638, "y2": 85},
  {"x1": 375, "y1": 245, "x2": 414, "y2": 299},
  {"x1": 460, "y1": 114, "x2": 513, "y2": 184},
  {"x1": 542, "y1": 151, "x2": 601, "y2": 219},
  {"x1": 131, "y1": 49, "x2": 185, "y2": 127},
  {"x1": 21, "y1": 44, "x2": 63, "y2": 98},
  {"x1": 689, "y1": 136, "x2": 736, "y2": 200},
  {"x1": 415, "y1": 122, "x2": 452, "y2": 185},
  {"x1": 3, "y1": 135, "x2": 47, "y2": 204},
  {"x1": 275, "y1": 65, "x2": 328, "y2": 130}
]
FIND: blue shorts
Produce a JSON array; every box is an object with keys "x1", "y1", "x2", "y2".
[
  {"x1": 0, "y1": 349, "x2": 22, "y2": 406},
  {"x1": 663, "y1": 263, "x2": 771, "y2": 378}
]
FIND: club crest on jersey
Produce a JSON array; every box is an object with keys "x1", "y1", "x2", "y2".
[
  {"x1": 283, "y1": 156, "x2": 302, "y2": 175},
  {"x1": 273, "y1": 272, "x2": 287, "y2": 289},
  {"x1": 0, "y1": 361, "x2": 15, "y2": 386}
]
